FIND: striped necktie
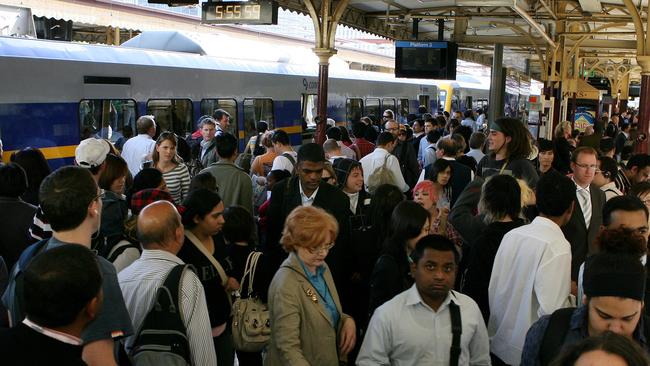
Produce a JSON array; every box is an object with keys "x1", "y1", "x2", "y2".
[{"x1": 578, "y1": 188, "x2": 592, "y2": 227}]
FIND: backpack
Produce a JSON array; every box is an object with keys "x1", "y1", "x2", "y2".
[
  {"x1": 130, "y1": 264, "x2": 193, "y2": 366},
  {"x1": 367, "y1": 154, "x2": 396, "y2": 194},
  {"x1": 252, "y1": 133, "x2": 266, "y2": 157}
]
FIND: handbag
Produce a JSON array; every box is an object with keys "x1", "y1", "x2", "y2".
[{"x1": 231, "y1": 251, "x2": 270, "y2": 352}]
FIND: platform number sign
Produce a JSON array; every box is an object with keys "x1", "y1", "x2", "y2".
[{"x1": 202, "y1": 1, "x2": 278, "y2": 25}]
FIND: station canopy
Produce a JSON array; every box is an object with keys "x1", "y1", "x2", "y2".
[{"x1": 276, "y1": 0, "x2": 649, "y2": 80}]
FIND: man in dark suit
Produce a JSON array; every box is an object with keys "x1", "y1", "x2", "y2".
[
  {"x1": 264, "y1": 143, "x2": 351, "y2": 303},
  {"x1": 561, "y1": 146, "x2": 606, "y2": 288}
]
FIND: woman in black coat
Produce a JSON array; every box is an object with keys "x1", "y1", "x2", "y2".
[
  {"x1": 461, "y1": 174, "x2": 525, "y2": 324},
  {"x1": 368, "y1": 201, "x2": 430, "y2": 318}
]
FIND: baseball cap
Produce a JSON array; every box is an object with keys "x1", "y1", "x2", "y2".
[{"x1": 75, "y1": 138, "x2": 110, "y2": 169}]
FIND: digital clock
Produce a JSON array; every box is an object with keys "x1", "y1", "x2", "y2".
[{"x1": 202, "y1": 1, "x2": 278, "y2": 25}]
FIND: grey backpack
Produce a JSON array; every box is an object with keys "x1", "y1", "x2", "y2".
[
  {"x1": 130, "y1": 264, "x2": 192, "y2": 366},
  {"x1": 367, "y1": 154, "x2": 396, "y2": 193}
]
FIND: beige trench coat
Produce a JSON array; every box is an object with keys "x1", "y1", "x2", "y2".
[{"x1": 264, "y1": 252, "x2": 350, "y2": 366}]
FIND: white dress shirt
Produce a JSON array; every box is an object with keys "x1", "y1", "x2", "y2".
[
  {"x1": 357, "y1": 285, "x2": 491, "y2": 366},
  {"x1": 488, "y1": 216, "x2": 573, "y2": 365},
  {"x1": 118, "y1": 250, "x2": 217, "y2": 366},
  {"x1": 574, "y1": 179, "x2": 592, "y2": 227},
  {"x1": 299, "y1": 181, "x2": 319, "y2": 207},
  {"x1": 466, "y1": 149, "x2": 485, "y2": 164},
  {"x1": 121, "y1": 134, "x2": 156, "y2": 177},
  {"x1": 359, "y1": 147, "x2": 410, "y2": 192}
]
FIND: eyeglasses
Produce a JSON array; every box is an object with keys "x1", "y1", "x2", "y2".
[
  {"x1": 575, "y1": 162, "x2": 598, "y2": 171},
  {"x1": 92, "y1": 189, "x2": 106, "y2": 203},
  {"x1": 386, "y1": 127, "x2": 398, "y2": 132},
  {"x1": 307, "y1": 242, "x2": 335, "y2": 254}
]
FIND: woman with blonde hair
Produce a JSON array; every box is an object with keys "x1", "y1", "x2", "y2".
[{"x1": 266, "y1": 206, "x2": 356, "y2": 366}]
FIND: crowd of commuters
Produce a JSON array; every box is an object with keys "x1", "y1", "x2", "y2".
[{"x1": 1, "y1": 105, "x2": 650, "y2": 366}]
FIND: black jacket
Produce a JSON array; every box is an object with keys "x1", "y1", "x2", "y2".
[
  {"x1": 393, "y1": 140, "x2": 420, "y2": 189},
  {"x1": 0, "y1": 197, "x2": 37, "y2": 270},
  {"x1": 462, "y1": 219, "x2": 525, "y2": 323},
  {"x1": 264, "y1": 176, "x2": 351, "y2": 303},
  {"x1": 561, "y1": 184, "x2": 606, "y2": 281},
  {"x1": 368, "y1": 245, "x2": 413, "y2": 318},
  {"x1": 0, "y1": 324, "x2": 86, "y2": 365},
  {"x1": 553, "y1": 137, "x2": 573, "y2": 174}
]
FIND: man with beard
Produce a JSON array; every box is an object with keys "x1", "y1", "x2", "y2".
[{"x1": 357, "y1": 235, "x2": 490, "y2": 365}]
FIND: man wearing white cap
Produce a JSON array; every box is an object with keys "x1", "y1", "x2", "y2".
[{"x1": 30, "y1": 138, "x2": 111, "y2": 241}]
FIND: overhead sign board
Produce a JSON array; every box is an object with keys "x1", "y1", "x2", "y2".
[{"x1": 202, "y1": 1, "x2": 278, "y2": 25}]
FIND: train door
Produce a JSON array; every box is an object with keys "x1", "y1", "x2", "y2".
[
  {"x1": 301, "y1": 94, "x2": 318, "y2": 129},
  {"x1": 365, "y1": 98, "x2": 380, "y2": 125},
  {"x1": 243, "y1": 98, "x2": 274, "y2": 143},
  {"x1": 78, "y1": 99, "x2": 137, "y2": 144},
  {"x1": 200, "y1": 99, "x2": 238, "y2": 137},
  {"x1": 437, "y1": 91, "x2": 446, "y2": 113},
  {"x1": 346, "y1": 98, "x2": 363, "y2": 128},
  {"x1": 418, "y1": 95, "x2": 430, "y2": 114},
  {"x1": 146, "y1": 99, "x2": 193, "y2": 138}
]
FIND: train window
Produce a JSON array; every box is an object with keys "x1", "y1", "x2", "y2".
[
  {"x1": 399, "y1": 99, "x2": 409, "y2": 118},
  {"x1": 200, "y1": 99, "x2": 238, "y2": 136},
  {"x1": 146, "y1": 99, "x2": 193, "y2": 137},
  {"x1": 243, "y1": 98, "x2": 274, "y2": 142},
  {"x1": 79, "y1": 99, "x2": 137, "y2": 147},
  {"x1": 465, "y1": 96, "x2": 473, "y2": 111},
  {"x1": 301, "y1": 94, "x2": 318, "y2": 129},
  {"x1": 346, "y1": 98, "x2": 363, "y2": 125},
  {"x1": 365, "y1": 98, "x2": 380, "y2": 124},
  {"x1": 382, "y1": 98, "x2": 396, "y2": 116}
]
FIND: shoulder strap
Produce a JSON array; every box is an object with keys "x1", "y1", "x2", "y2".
[
  {"x1": 282, "y1": 152, "x2": 297, "y2": 167},
  {"x1": 184, "y1": 231, "x2": 229, "y2": 287},
  {"x1": 539, "y1": 307, "x2": 576, "y2": 366},
  {"x1": 449, "y1": 301, "x2": 462, "y2": 366},
  {"x1": 239, "y1": 251, "x2": 262, "y2": 297},
  {"x1": 160, "y1": 264, "x2": 188, "y2": 315}
]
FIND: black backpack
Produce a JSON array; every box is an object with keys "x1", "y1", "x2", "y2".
[
  {"x1": 130, "y1": 264, "x2": 193, "y2": 366},
  {"x1": 252, "y1": 133, "x2": 266, "y2": 156}
]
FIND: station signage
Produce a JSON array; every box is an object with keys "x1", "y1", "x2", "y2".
[{"x1": 202, "y1": 1, "x2": 279, "y2": 25}]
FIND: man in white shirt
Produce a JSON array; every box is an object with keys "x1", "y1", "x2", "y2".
[
  {"x1": 270, "y1": 129, "x2": 298, "y2": 174},
  {"x1": 360, "y1": 132, "x2": 409, "y2": 193},
  {"x1": 488, "y1": 171, "x2": 576, "y2": 365},
  {"x1": 475, "y1": 109, "x2": 486, "y2": 132},
  {"x1": 358, "y1": 235, "x2": 490, "y2": 366},
  {"x1": 121, "y1": 115, "x2": 156, "y2": 177},
  {"x1": 119, "y1": 201, "x2": 217, "y2": 366},
  {"x1": 461, "y1": 110, "x2": 475, "y2": 131},
  {"x1": 323, "y1": 139, "x2": 346, "y2": 163}
]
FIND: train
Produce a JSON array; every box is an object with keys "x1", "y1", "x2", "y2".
[{"x1": 0, "y1": 32, "x2": 502, "y2": 168}]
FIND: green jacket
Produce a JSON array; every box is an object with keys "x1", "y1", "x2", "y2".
[{"x1": 200, "y1": 160, "x2": 253, "y2": 213}]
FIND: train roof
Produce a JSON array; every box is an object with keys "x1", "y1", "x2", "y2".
[{"x1": 0, "y1": 35, "x2": 488, "y2": 90}]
